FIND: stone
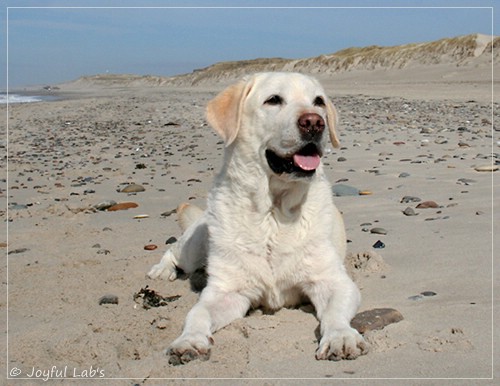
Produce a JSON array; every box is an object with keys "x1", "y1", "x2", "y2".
[
  {"x1": 332, "y1": 184, "x2": 360, "y2": 197},
  {"x1": 474, "y1": 165, "x2": 498, "y2": 172},
  {"x1": 398, "y1": 172, "x2": 410, "y2": 178},
  {"x1": 8, "y1": 248, "x2": 29, "y2": 255},
  {"x1": 373, "y1": 240, "x2": 385, "y2": 249},
  {"x1": 94, "y1": 200, "x2": 117, "y2": 211},
  {"x1": 133, "y1": 214, "x2": 149, "y2": 219},
  {"x1": 165, "y1": 236, "x2": 177, "y2": 245},
  {"x1": 457, "y1": 178, "x2": 476, "y2": 185},
  {"x1": 107, "y1": 202, "x2": 138, "y2": 211},
  {"x1": 416, "y1": 201, "x2": 439, "y2": 209},
  {"x1": 98, "y1": 294, "x2": 119, "y2": 305},
  {"x1": 401, "y1": 196, "x2": 421, "y2": 203},
  {"x1": 337, "y1": 156, "x2": 347, "y2": 162},
  {"x1": 370, "y1": 227, "x2": 387, "y2": 235},
  {"x1": 403, "y1": 207, "x2": 417, "y2": 216},
  {"x1": 351, "y1": 308, "x2": 404, "y2": 333},
  {"x1": 359, "y1": 190, "x2": 373, "y2": 196},
  {"x1": 144, "y1": 244, "x2": 158, "y2": 251},
  {"x1": 120, "y1": 183, "x2": 145, "y2": 193}
]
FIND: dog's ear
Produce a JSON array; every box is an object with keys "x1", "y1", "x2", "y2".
[
  {"x1": 206, "y1": 79, "x2": 253, "y2": 146},
  {"x1": 325, "y1": 99, "x2": 340, "y2": 148}
]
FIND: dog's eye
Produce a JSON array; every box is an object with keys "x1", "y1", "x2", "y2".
[
  {"x1": 264, "y1": 95, "x2": 284, "y2": 106},
  {"x1": 313, "y1": 96, "x2": 326, "y2": 107}
]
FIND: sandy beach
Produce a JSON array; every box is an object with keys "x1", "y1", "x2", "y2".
[{"x1": 3, "y1": 55, "x2": 499, "y2": 385}]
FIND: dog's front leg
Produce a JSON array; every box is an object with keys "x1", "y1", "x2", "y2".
[
  {"x1": 168, "y1": 286, "x2": 251, "y2": 365},
  {"x1": 307, "y1": 274, "x2": 369, "y2": 361}
]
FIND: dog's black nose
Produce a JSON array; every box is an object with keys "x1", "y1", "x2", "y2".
[{"x1": 298, "y1": 113, "x2": 325, "y2": 138}]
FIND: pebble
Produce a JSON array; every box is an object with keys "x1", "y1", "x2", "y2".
[
  {"x1": 370, "y1": 227, "x2": 387, "y2": 235},
  {"x1": 457, "y1": 178, "x2": 476, "y2": 185},
  {"x1": 144, "y1": 244, "x2": 158, "y2": 251},
  {"x1": 337, "y1": 157, "x2": 347, "y2": 162},
  {"x1": 351, "y1": 308, "x2": 404, "y2": 333},
  {"x1": 403, "y1": 207, "x2": 418, "y2": 216},
  {"x1": 107, "y1": 202, "x2": 139, "y2": 211},
  {"x1": 416, "y1": 201, "x2": 439, "y2": 209},
  {"x1": 161, "y1": 209, "x2": 177, "y2": 217},
  {"x1": 401, "y1": 196, "x2": 421, "y2": 203},
  {"x1": 9, "y1": 203, "x2": 29, "y2": 210},
  {"x1": 474, "y1": 165, "x2": 498, "y2": 172},
  {"x1": 165, "y1": 236, "x2": 177, "y2": 245},
  {"x1": 398, "y1": 172, "x2": 410, "y2": 178},
  {"x1": 8, "y1": 248, "x2": 30, "y2": 255},
  {"x1": 98, "y1": 294, "x2": 119, "y2": 305},
  {"x1": 133, "y1": 214, "x2": 149, "y2": 219},
  {"x1": 94, "y1": 200, "x2": 117, "y2": 211},
  {"x1": 359, "y1": 190, "x2": 373, "y2": 196},
  {"x1": 120, "y1": 183, "x2": 145, "y2": 193},
  {"x1": 373, "y1": 240, "x2": 385, "y2": 249},
  {"x1": 332, "y1": 184, "x2": 360, "y2": 197},
  {"x1": 409, "y1": 291, "x2": 437, "y2": 301}
]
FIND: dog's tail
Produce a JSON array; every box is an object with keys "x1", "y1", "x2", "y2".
[{"x1": 177, "y1": 203, "x2": 205, "y2": 232}]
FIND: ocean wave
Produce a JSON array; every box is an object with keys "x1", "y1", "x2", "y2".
[{"x1": 0, "y1": 94, "x2": 47, "y2": 104}]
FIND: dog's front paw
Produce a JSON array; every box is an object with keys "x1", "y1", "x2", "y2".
[
  {"x1": 147, "y1": 249, "x2": 178, "y2": 281},
  {"x1": 167, "y1": 334, "x2": 214, "y2": 365},
  {"x1": 316, "y1": 327, "x2": 369, "y2": 361}
]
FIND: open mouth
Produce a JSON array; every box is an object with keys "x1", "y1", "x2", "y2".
[{"x1": 265, "y1": 143, "x2": 322, "y2": 177}]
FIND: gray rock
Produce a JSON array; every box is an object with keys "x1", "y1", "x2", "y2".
[
  {"x1": 401, "y1": 196, "x2": 421, "y2": 204},
  {"x1": 398, "y1": 172, "x2": 410, "y2": 178},
  {"x1": 94, "y1": 200, "x2": 117, "y2": 211},
  {"x1": 370, "y1": 227, "x2": 387, "y2": 235},
  {"x1": 332, "y1": 184, "x2": 360, "y2": 197},
  {"x1": 99, "y1": 294, "x2": 119, "y2": 305},
  {"x1": 457, "y1": 178, "x2": 476, "y2": 185},
  {"x1": 403, "y1": 207, "x2": 418, "y2": 216}
]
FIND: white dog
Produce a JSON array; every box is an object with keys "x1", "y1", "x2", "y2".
[{"x1": 148, "y1": 72, "x2": 368, "y2": 364}]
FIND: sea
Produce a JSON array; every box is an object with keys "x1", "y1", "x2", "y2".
[{"x1": 0, "y1": 92, "x2": 59, "y2": 104}]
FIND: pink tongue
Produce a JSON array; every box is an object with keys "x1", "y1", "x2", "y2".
[{"x1": 293, "y1": 153, "x2": 321, "y2": 171}]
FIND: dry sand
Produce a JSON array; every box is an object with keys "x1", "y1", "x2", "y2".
[{"x1": 2, "y1": 65, "x2": 499, "y2": 385}]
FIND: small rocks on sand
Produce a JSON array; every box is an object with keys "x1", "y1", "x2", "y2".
[
  {"x1": 351, "y1": 308, "x2": 404, "y2": 333},
  {"x1": 401, "y1": 196, "x2": 421, "y2": 204},
  {"x1": 120, "y1": 183, "x2": 145, "y2": 193},
  {"x1": 409, "y1": 291, "x2": 437, "y2": 301},
  {"x1": 373, "y1": 240, "x2": 385, "y2": 249},
  {"x1": 474, "y1": 165, "x2": 498, "y2": 172},
  {"x1": 165, "y1": 236, "x2": 177, "y2": 245},
  {"x1": 416, "y1": 201, "x2": 439, "y2": 209},
  {"x1": 370, "y1": 227, "x2": 387, "y2": 235},
  {"x1": 94, "y1": 200, "x2": 117, "y2": 211},
  {"x1": 107, "y1": 202, "x2": 139, "y2": 211},
  {"x1": 403, "y1": 207, "x2": 418, "y2": 216},
  {"x1": 332, "y1": 184, "x2": 360, "y2": 197},
  {"x1": 98, "y1": 294, "x2": 119, "y2": 305}
]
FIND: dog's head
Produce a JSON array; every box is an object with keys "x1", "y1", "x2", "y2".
[{"x1": 206, "y1": 72, "x2": 339, "y2": 179}]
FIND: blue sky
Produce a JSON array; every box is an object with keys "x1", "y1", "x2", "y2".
[{"x1": 1, "y1": 0, "x2": 497, "y2": 89}]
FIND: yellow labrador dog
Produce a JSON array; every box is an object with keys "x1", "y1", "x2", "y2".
[{"x1": 148, "y1": 72, "x2": 368, "y2": 364}]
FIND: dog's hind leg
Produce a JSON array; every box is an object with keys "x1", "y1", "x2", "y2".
[
  {"x1": 177, "y1": 203, "x2": 205, "y2": 232},
  {"x1": 147, "y1": 212, "x2": 208, "y2": 281}
]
